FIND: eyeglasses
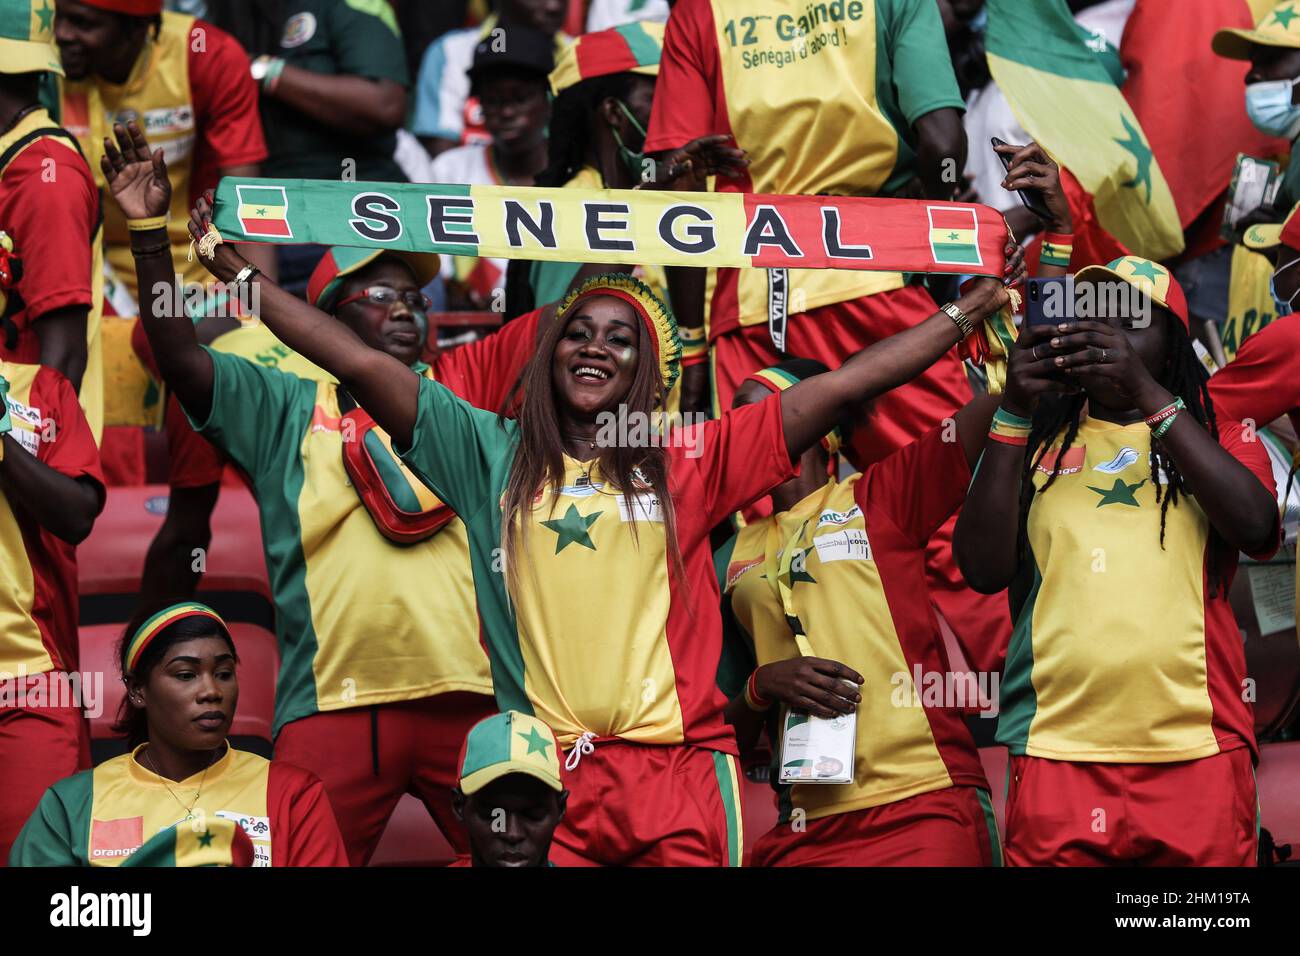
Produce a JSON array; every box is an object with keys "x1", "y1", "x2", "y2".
[{"x1": 335, "y1": 286, "x2": 432, "y2": 314}]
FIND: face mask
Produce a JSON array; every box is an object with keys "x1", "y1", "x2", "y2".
[
  {"x1": 1270, "y1": 255, "x2": 1300, "y2": 316},
  {"x1": 1246, "y1": 78, "x2": 1300, "y2": 139},
  {"x1": 609, "y1": 100, "x2": 649, "y2": 178}
]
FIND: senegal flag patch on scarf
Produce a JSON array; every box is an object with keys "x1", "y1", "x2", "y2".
[{"x1": 236, "y1": 184, "x2": 292, "y2": 239}]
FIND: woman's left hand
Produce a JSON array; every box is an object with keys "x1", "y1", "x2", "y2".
[
  {"x1": 188, "y1": 190, "x2": 249, "y2": 284},
  {"x1": 1043, "y1": 320, "x2": 1165, "y2": 411}
]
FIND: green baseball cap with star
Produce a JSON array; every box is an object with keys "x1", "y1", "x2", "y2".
[
  {"x1": 1213, "y1": 1, "x2": 1300, "y2": 60},
  {"x1": 457, "y1": 711, "x2": 564, "y2": 796},
  {"x1": 0, "y1": 0, "x2": 63, "y2": 76}
]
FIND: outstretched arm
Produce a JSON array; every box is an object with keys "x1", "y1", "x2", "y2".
[
  {"x1": 185, "y1": 196, "x2": 420, "y2": 449},
  {"x1": 778, "y1": 251, "x2": 1023, "y2": 459}
]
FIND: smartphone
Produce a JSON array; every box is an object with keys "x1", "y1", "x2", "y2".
[
  {"x1": 1024, "y1": 276, "x2": 1072, "y2": 327},
  {"x1": 992, "y1": 137, "x2": 1055, "y2": 222}
]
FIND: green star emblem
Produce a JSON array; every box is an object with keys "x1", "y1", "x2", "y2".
[
  {"x1": 196, "y1": 827, "x2": 214, "y2": 848},
  {"x1": 789, "y1": 550, "x2": 817, "y2": 586},
  {"x1": 35, "y1": 0, "x2": 53, "y2": 31},
  {"x1": 1274, "y1": 5, "x2": 1298, "y2": 29},
  {"x1": 1125, "y1": 259, "x2": 1162, "y2": 281},
  {"x1": 1113, "y1": 114, "x2": 1154, "y2": 204},
  {"x1": 541, "y1": 504, "x2": 600, "y2": 553},
  {"x1": 1086, "y1": 477, "x2": 1147, "y2": 508},
  {"x1": 518, "y1": 726, "x2": 552, "y2": 758},
  {"x1": 948, "y1": 231, "x2": 960, "y2": 240},
  {"x1": 254, "y1": 207, "x2": 267, "y2": 216}
]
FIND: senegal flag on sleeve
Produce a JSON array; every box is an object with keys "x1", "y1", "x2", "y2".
[{"x1": 985, "y1": 0, "x2": 1183, "y2": 262}]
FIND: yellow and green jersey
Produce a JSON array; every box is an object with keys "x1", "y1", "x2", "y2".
[
  {"x1": 1001, "y1": 417, "x2": 1276, "y2": 762},
  {"x1": 717, "y1": 427, "x2": 987, "y2": 823},
  {"x1": 190, "y1": 354, "x2": 491, "y2": 736},
  {"x1": 645, "y1": 0, "x2": 964, "y2": 332},
  {"x1": 398, "y1": 384, "x2": 795, "y2": 751},
  {"x1": 9, "y1": 744, "x2": 346, "y2": 867}
]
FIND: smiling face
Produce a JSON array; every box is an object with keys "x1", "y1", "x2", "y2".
[
  {"x1": 453, "y1": 774, "x2": 566, "y2": 868},
  {"x1": 54, "y1": 0, "x2": 147, "y2": 83},
  {"x1": 551, "y1": 294, "x2": 642, "y2": 420},
  {"x1": 130, "y1": 636, "x2": 238, "y2": 753},
  {"x1": 334, "y1": 258, "x2": 429, "y2": 367}
]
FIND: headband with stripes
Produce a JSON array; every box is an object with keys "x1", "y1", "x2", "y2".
[{"x1": 123, "y1": 602, "x2": 228, "y2": 675}]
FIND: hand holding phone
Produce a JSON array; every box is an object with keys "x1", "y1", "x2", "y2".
[{"x1": 993, "y1": 137, "x2": 1057, "y2": 223}]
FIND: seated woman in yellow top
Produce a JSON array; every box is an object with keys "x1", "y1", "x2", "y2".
[{"x1": 10, "y1": 603, "x2": 347, "y2": 867}]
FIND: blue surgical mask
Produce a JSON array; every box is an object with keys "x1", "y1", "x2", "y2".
[
  {"x1": 1270, "y1": 255, "x2": 1300, "y2": 316},
  {"x1": 1246, "y1": 78, "x2": 1300, "y2": 139}
]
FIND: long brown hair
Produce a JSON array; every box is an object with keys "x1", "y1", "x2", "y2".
[{"x1": 498, "y1": 293, "x2": 684, "y2": 600}]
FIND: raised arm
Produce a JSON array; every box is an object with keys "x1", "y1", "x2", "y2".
[
  {"x1": 186, "y1": 194, "x2": 420, "y2": 449},
  {"x1": 778, "y1": 251, "x2": 1023, "y2": 459},
  {"x1": 100, "y1": 123, "x2": 214, "y2": 422}
]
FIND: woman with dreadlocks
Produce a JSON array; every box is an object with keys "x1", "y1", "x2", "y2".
[
  {"x1": 181, "y1": 178, "x2": 1024, "y2": 864},
  {"x1": 954, "y1": 256, "x2": 1280, "y2": 867}
]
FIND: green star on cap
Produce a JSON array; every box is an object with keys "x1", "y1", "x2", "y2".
[
  {"x1": 1114, "y1": 114, "x2": 1154, "y2": 204},
  {"x1": 1273, "y1": 5, "x2": 1298, "y2": 29},
  {"x1": 1087, "y1": 477, "x2": 1147, "y2": 508},
  {"x1": 541, "y1": 504, "x2": 601, "y2": 553},
  {"x1": 518, "y1": 726, "x2": 552, "y2": 758},
  {"x1": 36, "y1": 0, "x2": 54, "y2": 31},
  {"x1": 196, "y1": 827, "x2": 214, "y2": 848},
  {"x1": 1125, "y1": 259, "x2": 1162, "y2": 281}
]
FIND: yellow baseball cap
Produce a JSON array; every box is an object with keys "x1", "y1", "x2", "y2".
[
  {"x1": 1242, "y1": 202, "x2": 1300, "y2": 249},
  {"x1": 1074, "y1": 255, "x2": 1190, "y2": 328},
  {"x1": 1213, "y1": 1, "x2": 1300, "y2": 60},
  {"x1": 0, "y1": 0, "x2": 64, "y2": 76},
  {"x1": 457, "y1": 711, "x2": 564, "y2": 796}
]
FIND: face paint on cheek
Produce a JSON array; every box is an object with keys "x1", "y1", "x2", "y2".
[{"x1": 614, "y1": 346, "x2": 638, "y2": 370}]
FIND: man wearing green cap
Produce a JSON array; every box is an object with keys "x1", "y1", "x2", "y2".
[
  {"x1": 0, "y1": 0, "x2": 102, "y2": 440},
  {"x1": 100, "y1": 120, "x2": 549, "y2": 867},
  {"x1": 452, "y1": 711, "x2": 568, "y2": 868}
]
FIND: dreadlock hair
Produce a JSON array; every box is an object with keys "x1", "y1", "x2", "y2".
[
  {"x1": 503, "y1": 72, "x2": 641, "y2": 318},
  {"x1": 112, "y1": 609, "x2": 238, "y2": 749},
  {"x1": 1015, "y1": 306, "x2": 1231, "y2": 596},
  {"x1": 498, "y1": 288, "x2": 685, "y2": 603}
]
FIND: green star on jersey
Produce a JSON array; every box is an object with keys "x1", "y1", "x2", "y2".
[
  {"x1": 518, "y1": 726, "x2": 552, "y2": 758},
  {"x1": 541, "y1": 504, "x2": 601, "y2": 553},
  {"x1": 789, "y1": 550, "x2": 817, "y2": 585},
  {"x1": 197, "y1": 827, "x2": 214, "y2": 848},
  {"x1": 1114, "y1": 114, "x2": 1154, "y2": 204},
  {"x1": 1087, "y1": 477, "x2": 1147, "y2": 508}
]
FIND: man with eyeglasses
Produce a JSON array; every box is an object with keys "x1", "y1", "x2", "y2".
[
  {"x1": 123, "y1": 227, "x2": 546, "y2": 865},
  {"x1": 418, "y1": 23, "x2": 554, "y2": 311}
]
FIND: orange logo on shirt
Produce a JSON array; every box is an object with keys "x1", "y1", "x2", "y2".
[
  {"x1": 90, "y1": 816, "x2": 143, "y2": 860},
  {"x1": 1035, "y1": 445, "x2": 1086, "y2": 476},
  {"x1": 309, "y1": 405, "x2": 342, "y2": 433}
]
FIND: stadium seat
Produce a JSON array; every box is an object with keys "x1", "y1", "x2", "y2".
[
  {"x1": 80, "y1": 621, "x2": 279, "y2": 764},
  {"x1": 78, "y1": 483, "x2": 273, "y2": 627},
  {"x1": 1257, "y1": 740, "x2": 1300, "y2": 864},
  {"x1": 368, "y1": 794, "x2": 457, "y2": 866}
]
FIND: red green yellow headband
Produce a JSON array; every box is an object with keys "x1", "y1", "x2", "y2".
[
  {"x1": 744, "y1": 367, "x2": 842, "y2": 456},
  {"x1": 123, "y1": 602, "x2": 227, "y2": 674},
  {"x1": 557, "y1": 273, "x2": 681, "y2": 393}
]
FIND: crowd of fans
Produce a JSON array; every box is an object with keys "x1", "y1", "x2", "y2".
[{"x1": 0, "y1": 0, "x2": 1298, "y2": 869}]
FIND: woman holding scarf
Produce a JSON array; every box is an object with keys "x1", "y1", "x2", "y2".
[{"x1": 156, "y1": 154, "x2": 1024, "y2": 865}]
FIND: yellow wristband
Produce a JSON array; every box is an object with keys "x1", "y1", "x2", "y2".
[
  {"x1": 127, "y1": 216, "x2": 169, "y2": 232},
  {"x1": 679, "y1": 325, "x2": 706, "y2": 343}
]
